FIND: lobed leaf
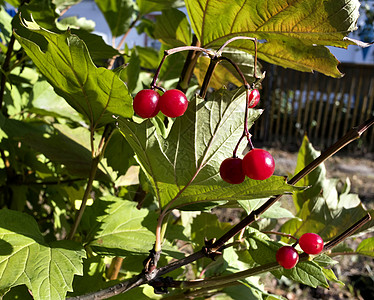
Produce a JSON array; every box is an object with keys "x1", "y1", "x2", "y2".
[
  {"x1": 85, "y1": 196, "x2": 157, "y2": 256},
  {"x1": 13, "y1": 17, "x2": 133, "y2": 129},
  {"x1": 0, "y1": 209, "x2": 85, "y2": 299},
  {"x1": 185, "y1": 0, "x2": 361, "y2": 77}
]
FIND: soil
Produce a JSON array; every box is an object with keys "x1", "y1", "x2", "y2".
[{"x1": 270, "y1": 148, "x2": 374, "y2": 207}]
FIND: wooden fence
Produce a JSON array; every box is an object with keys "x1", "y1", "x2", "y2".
[{"x1": 252, "y1": 63, "x2": 374, "y2": 152}]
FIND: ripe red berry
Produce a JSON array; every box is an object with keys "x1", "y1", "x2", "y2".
[
  {"x1": 159, "y1": 89, "x2": 188, "y2": 118},
  {"x1": 242, "y1": 149, "x2": 275, "y2": 180},
  {"x1": 248, "y1": 89, "x2": 260, "y2": 108},
  {"x1": 133, "y1": 89, "x2": 160, "y2": 118},
  {"x1": 299, "y1": 233, "x2": 324, "y2": 255},
  {"x1": 220, "y1": 157, "x2": 245, "y2": 184},
  {"x1": 276, "y1": 246, "x2": 299, "y2": 269}
]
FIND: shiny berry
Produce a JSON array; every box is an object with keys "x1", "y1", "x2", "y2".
[
  {"x1": 276, "y1": 246, "x2": 299, "y2": 269},
  {"x1": 159, "y1": 89, "x2": 188, "y2": 118},
  {"x1": 299, "y1": 233, "x2": 324, "y2": 255},
  {"x1": 242, "y1": 149, "x2": 275, "y2": 180},
  {"x1": 248, "y1": 89, "x2": 260, "y2": 108},
  {"x1": 220, "y1": 157, "x2": 245, "y2": 184},
  {"x1": 133, "y1": 89, "x2": 160, "y2": 118}
]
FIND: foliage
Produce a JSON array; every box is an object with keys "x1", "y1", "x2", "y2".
[{"x1": 0, "y1": 0, "x2": 372, "y2": 299}]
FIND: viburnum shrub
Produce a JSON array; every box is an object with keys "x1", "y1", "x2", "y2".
[{"x1": 0, "y1": 1, "x2": 373, "y2": 300}]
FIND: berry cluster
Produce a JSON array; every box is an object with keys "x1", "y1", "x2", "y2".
[
  {"x1": 133, "y1": 89, "x2": 188, "y2": 119},
  {"x1": 276, "y1": 233, "x2": 324, "y2": 269},
  {"x1": 219, "y1": 88, "x2": 275, "y2": 184}
]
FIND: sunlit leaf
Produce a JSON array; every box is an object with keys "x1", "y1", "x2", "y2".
[
  {"x1": 136, "y1": 0, "x2": 185, "y2": 15},
  {"x1": 154, "y1": 8, "x2": 192, "y2": 47},
  {"x1": 0, "y1": 209, "x2": 85, "y2": 299},
  {"x1": 94, "y1": 0, "x2": 135, "y2": 37},
  {"x1": 14, "y1": 17, "x2": 133, "y2": 129},
  {"x1": 86, "y1": 196, "x2": 157, "y2": 256},
  {"x1": 186, "y1": 0, "x2": 361, "y2": 77},
  {"x1": 356, "y1": 237, "x2": 374, "y2": 257}
]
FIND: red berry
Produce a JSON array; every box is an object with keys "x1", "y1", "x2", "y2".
[
  {"x1": 299, "y1": 233, "x2": 324, "y2": 255},
  {"x1": 276, "y1": 246, "x2": 299, "y2": 269},
  {"x1": 159, "y1": 89, "x2": 188, "y2": 118},
  {"x1": 220, "y1": 157, "x2": 245, "y2": 184},
  {"x1": 133, "y1": 89, "x2": 160, "y2": 118},
  {"x1": 242, "y1": 149, "x2": 275, "y2": 180},
  {"x1": 248, "y1": 89, "x2": 260, "y2": 108}
]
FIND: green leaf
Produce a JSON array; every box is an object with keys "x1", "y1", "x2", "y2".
[
  {"x1": 118, "y1": 47, "x2": 141, "y2": 93},
  {"x1": 94, "y1": 0, "x2": 135, "y2": 37},
  {"x1": 118, "y1": 87, "x2": 300, "y2": 210},
  {"x1": 0, "y1": 209, "x2": 86, "y2": 299},
  {"x1": 69, "y1": 256, "x2": 106, "y2": 296},
  {"x1": 1, "y1": 117, "x2": 109, "y2": 181},
  {"x1": 18, "y1": 0, "x2": 59, "y2": 30},
  {"x1": 281, "y1": 136, "x2": 371, "y2": 243},
  {"x1": 158, "y1": 177, "x2": 301, "y2": 211},
  {"x1": 292, "y1": 135, "x2": 327, "y2": 211},
  {"x1": 247, "y1": 232, "x2": 328, "y2": 288},
  {"x1": 190, "y1": 213, "x2": 232, "y2": 249},
  {"x1": 30, "y1": 80, "x2": 84, "y2": 123},
  {"x1": 86, "y1": 196, "x2": 157, "y2": 256},
  {"x1": 136, "y1": 0, "x2": 185, "y2": 15},
  {"x1": 104, "y1": 130, "x2": 135, "y2": 177},
  {"x1": 0, "y1": 6, "x2": 13, "y2": 43},
  {"x1": 321, "y1": 268, "x2": 345, "y2": 286},
  {"x1": 71, "y1": 29, "x2": 121, "y2": 65},
  {"x1": 185, "y1": 0, "x2": 361, "y2": 77},
  {"x1": 239, "y1": 198, "x2": 294, "y2": 219},
  {"x1": 14, "y1": 17, "x2": 133, "y2": 129},
  {"x1": 356, "y1": 237, "x2": 374, "y2": 257},
  {"x1": 154, "y1": 8, "x2": 192, "y2": 47},
  {"x1": 58, "y1": 16, "x2": 96, "y2": 32},
  {"x1": 52, "y1": 0, "x2": 82, "y2": 12}
]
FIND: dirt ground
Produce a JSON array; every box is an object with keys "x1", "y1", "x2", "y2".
[{"x1": 270, "y1": 148, "x2": 374, "y2": 206}]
